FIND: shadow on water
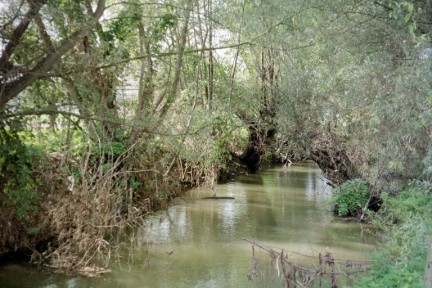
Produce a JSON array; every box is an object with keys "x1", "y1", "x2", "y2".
[{"x1": 0, "y1": 161, "x2": 378, "y2": 288}]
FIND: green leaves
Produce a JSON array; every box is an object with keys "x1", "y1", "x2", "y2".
[
  {"x1": 0, "y1": 128, "x2": 42, "y2": 221},
  {"x1": 389, "y1": 1, "x2": 414, "y2": 23},
  {"x1": 104, "y1": 16, "x2": 137, "y2": 43},
  {"x1": 91, "y1": 141, "x2": 126, "y2": 158},
  {"x1": 354, "y1": 252, "x2": 424, "y2": 288},
  {"x1": 388, "y1": 0, "x2": 429, "y2": 41},
  {"x1": 331, "y1": 179, "x2": 370, "y2": 217},
  {"x1": 159, "y1": 13, "x2": 178, "y2": 31},
  {"x1": 353, "y1": 186, "x2": 432, "y2": 287}
]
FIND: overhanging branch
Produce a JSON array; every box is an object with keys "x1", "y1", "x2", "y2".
[
  {"x1": 95, "y1": 41, "x2": 317, "y2": 70},
  {"x1": 2, "y1": 109, "x2": 212, "y2": 137}
]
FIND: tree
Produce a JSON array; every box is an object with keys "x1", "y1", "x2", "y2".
[
  {"x1": 1, "y1": 0, "x2": 431, "y2": 273},
  {"x1": 0, "y1": 0, "x2": 106, "y2": 111}
]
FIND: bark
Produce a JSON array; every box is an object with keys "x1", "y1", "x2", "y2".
[
  {"x1": 1, "y1": 29, "x2": 87, "y2": 110},
  {"x1": 94, "y1": 42, "x2": 251, "y2": 70},
  {"x1": 239, "y1": 124, "x2": 265, "y2": 173},
  {"x1": 85, "y1": 0, "x2": 121, "y2": 140},
  {"x1": 195, "y1": 0, "x2": 210, "y2": 109},
  {"x1": 228, "y1": 0, "x2": 245, "y2": 106},
  {"x1": 232, "y1": 45, "x2": 279, "y2": 173},
  {"x1": 34, "y1": 14, "x2": 54, "y2": 52}
]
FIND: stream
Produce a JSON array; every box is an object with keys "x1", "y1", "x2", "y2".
[{"x1": 0, "y1": 161, "x2": 377, "y2": 287}]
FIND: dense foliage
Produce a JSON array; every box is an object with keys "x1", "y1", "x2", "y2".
[
  {"x1": 331, "y1": 179, "x2": 370, "y2": 217},
  {"x1": 352, "y1": 186, "x2": 432, "y2": 287},
  {"x1": 0, "y1": 0, "x2": 431, "y2": 283},
  {"x1": 0, "y1": 123, "x2": 43, "y2": 225}
]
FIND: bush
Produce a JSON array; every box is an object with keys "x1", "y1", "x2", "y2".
[
  {"x1": 332, "y1": 178, "x2": 370, "y2": 216},
  {"x1": 351, "y1": 186, "x2": 432, "y2": 287},
  {"x1": 0, "y1": 126, "x2": 42, "y2": 221},
  {"x1": 352, "y1": 251, "x2": 424, "y2": 288}
]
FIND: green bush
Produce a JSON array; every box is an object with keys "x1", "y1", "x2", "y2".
[
  {"x1": 0, "y1": 126, "x2": 42, "y2": 221},
  {"x1": 351, "y1": 186, "x2": 432, "y2": 287},
  {"x1": 332, "y1": 178, "x2": 370, "y2": 216},
  {"x1": 352, "y1": 251, "x2": 424, "y2": 288},
  {"x1": 92, "y1": 141, "x2": 126, "y2": 158}
]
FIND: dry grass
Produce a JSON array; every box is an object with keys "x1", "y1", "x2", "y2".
[
  {"x1": 33, "y1": 150, "x2": 208, "y2": 273},
  {"x1": 0, "y1": 138, "x2": 221, "y2": 275},
  {"x1": 26, "y1": 152, "x2": 140, "y2": 273}
]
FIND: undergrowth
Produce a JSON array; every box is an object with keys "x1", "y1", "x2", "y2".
[
  {"x1": 350, "y1": 183, "x2": 432, "y2": 287},
  {"x1": 331, "y1": 178, "x2": 370, "y2": 217},
  {"x1": 0, "y1": 122, "x2": 44, "y2": 256},
  {"x1": 0, "y1": 120, "x2": 233, "y2": 272},
  {"x1": 0, "y1": 125, "x2": 42, "y2": 221}
]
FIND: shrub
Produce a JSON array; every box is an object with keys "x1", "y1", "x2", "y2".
[
  {"x1": 0, "y1": 126, "x2": 42, "y2": 221},
  {"x1": 352, "y1": 251, "x2": 424, "y2": 288},
  {"x1": 351, "y1": 186, "x2": 432, "y2": 287},
  {"x1": 332, "y1": 178, "x2": 370, "y2": 216}
]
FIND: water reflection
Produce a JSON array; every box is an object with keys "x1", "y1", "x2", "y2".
[{"x1": 0, "y1": 162, "x2": 377, "y2": 288}]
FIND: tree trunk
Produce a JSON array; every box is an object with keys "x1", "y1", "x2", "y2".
[
  {"x1": 0, "y1": 0, "x2": 106, "y2": 111},
  {"x1": 159, "y1": 2, "x2": 192, "y2": 118},
  {"x1": 0, "y1": 0, "x2": 46, "y2": 74},
  {"x1": 233, "y1": 46, "x2": 278, "y2": 173},
  {"x1": 240, "y1": 124, "x2": 265, "y2": 173},
  {"x1": 206, "y1": 0, "x2": 214, "y2": 111},
  {"x1": 137, "y1": 22, "x2": 154, "y2": 115},
  {"x1": 309, "y1": 142, "x2": 359, "y2": 184},
  {"x1": 233, "y1": 121, "x2": 275, "y2": 173}
]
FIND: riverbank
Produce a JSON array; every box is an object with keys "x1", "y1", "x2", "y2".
[
  {"x1": 0, "y1": 163, "x2": 378, "y2": 287},
  {"x1": 0, "y1": 141, "x2": 251, "y2": 272}
]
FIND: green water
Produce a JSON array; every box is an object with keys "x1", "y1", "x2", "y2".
[{"x1": 0, "y1": 162, "x2": 377, "y2": 287}]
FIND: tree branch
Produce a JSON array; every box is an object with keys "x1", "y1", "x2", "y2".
[
  {"x1": 0, "y1": 0, "x2": 46, "y2": 73},
  {"x1": 95, "y1": 42, "x2": 253, "y2": 70},
  {"x1": 0, "y1": 0, "x2": 106, "y2": 111}
]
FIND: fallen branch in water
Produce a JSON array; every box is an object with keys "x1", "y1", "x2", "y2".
[{"x1": 243, "y1": 238, "x2": 371, "y2": 287}]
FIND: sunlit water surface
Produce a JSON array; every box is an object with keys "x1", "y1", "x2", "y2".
[{"x1": 0, "y1": 162, "x2": 377, "y2": 287}]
